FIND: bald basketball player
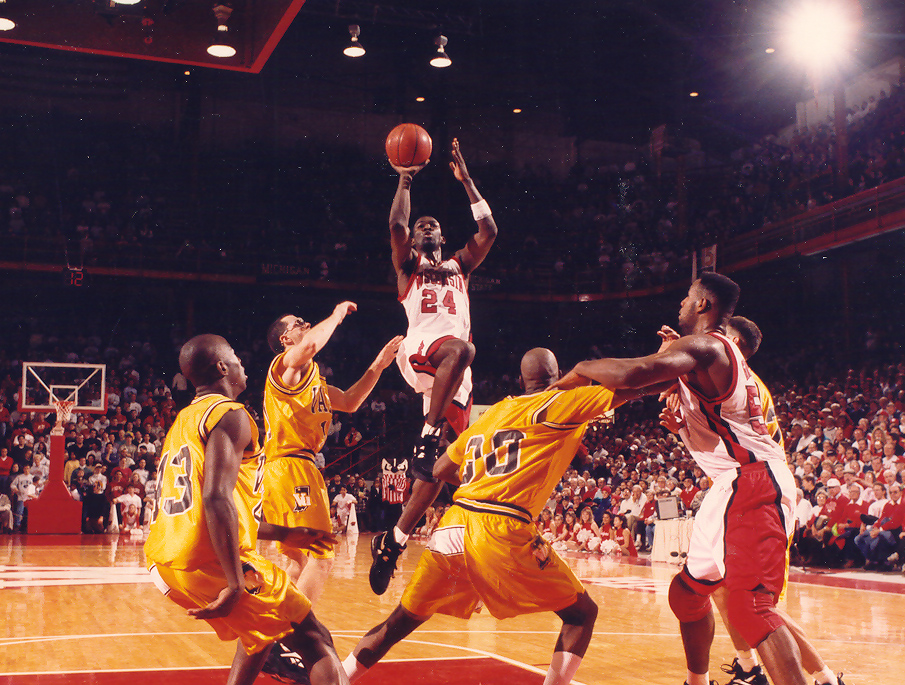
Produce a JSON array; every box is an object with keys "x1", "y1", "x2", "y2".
[{"x1": 345, "y1": 348, "x2": 641, "y2": 685}]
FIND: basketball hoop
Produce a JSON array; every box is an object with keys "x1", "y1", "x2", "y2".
[{"x1": 52, "y1": 399, "x2": 75, "y2": 436}]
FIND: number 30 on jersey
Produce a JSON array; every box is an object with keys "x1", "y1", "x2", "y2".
[{"x1": 460, "y1": 429, "x2": 525, "y2": 484}]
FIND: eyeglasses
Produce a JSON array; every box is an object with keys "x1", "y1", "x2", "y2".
[{"x1": 286, "y1": 318, "x2": 307, "y2": 332}]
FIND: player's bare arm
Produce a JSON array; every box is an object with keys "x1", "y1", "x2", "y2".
[
  {"x1": 258, "y1": 522, "x2": 338, "y2": 555},
  {"x1": 278, "y1": 301, "x2": 357, "y2": 384},
  {"x1": 432, "y1": 451, "x2": 461, "y2": 486},
  {"x1": 450, "y1": 138, "x2": 498, "y2": 275},
  {"x1": 389, "y1": 161, "x2": 429, "y2": 283},
  {"x1": 327, "y1": 335, "x2": 404, "y2": 413},
  {"x1": 553, "y1": 335, "x2": 724, "y2": 393},
  {"x1": 188, "y1": 407, "x2": 252, "y2": 621}
]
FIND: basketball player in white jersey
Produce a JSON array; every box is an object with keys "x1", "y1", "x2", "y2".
[
  {"x1": 554, "y1": 273, "x2": 807, "y2": 685},
  {"x1": 661, "y1": 316, "x2": 844, "y2": 685},
  {"x1": 369, "y1": 137, "x2": 498, "y2": 595}
]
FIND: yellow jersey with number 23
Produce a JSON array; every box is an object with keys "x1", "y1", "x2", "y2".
[{"x1": 145, "y1": 394, "x2": 265, "y2": 571}]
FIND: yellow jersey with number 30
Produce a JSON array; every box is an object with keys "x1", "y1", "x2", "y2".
[
  {"x1": 145, "y1": 394, "x2": 265, "y2": 571},
  {"x1": 448, "y1": 385, "x2": 621, "y2": 518},
  {"x1": 263, "y1": 356, "x2": 332, "y2": 461}
]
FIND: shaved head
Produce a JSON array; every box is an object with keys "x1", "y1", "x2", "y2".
[
  {"x1": 179, "y1": 334, "x2": 231, "y2": 387},
  {"x1": 520, "y1": 348, "x2": 559, "y2": 392}
]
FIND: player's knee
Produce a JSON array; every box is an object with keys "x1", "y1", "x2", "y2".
[
  {"x1": 287, "y1": 611, "x2": 336, "y2": 666},
  {"x1": 668, "y1": 574, "x2": 712, "y2": 624},
  {"x1": 557, "y1": 592, "x2": 597, "y2": 628},
  {"x1": 725, "y1": 587, "x2": 783, "y2": 648},
  {"x1": 444, "y1": 339, "x2": 475, "y2": 367}
]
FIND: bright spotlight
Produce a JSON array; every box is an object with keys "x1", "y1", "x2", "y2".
[{"x1": 782, "y1": 1, "x2": 855, "y2": 73}]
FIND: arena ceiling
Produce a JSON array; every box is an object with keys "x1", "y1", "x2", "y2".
[{"x1": 0, "y1": 1, "x2": 904, "y2": 146}]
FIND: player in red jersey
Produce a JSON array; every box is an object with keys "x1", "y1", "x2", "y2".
[
  {"x1": 369, "y1": 138, "x2": 498, "y2": 595},
  {"x1": 555, "y1": 273, "x2": 808, "y2": 685}
]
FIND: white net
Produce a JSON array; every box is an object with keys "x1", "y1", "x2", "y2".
[{"x1": 52, "y1": 399, "x2": 76, "y2": 432}]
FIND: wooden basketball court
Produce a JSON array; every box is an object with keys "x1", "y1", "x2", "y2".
[{"x1": 0, "y1": 532, "x2": 901, "y2": 684}]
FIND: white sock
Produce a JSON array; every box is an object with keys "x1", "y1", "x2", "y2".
[
  {"x1": 814, "y1": 667, "x2": 838, "y2": 685},
  {"x1": 737, "y1": 651, "x2": 758, "y2": 671},
  {"x1": 543, "y1": 651, "x2": 583, "y2": 685},
  {"x1": 686, "y1": 671, "x2": 710, "y2": 685},
  {"x1": 342, "y1": 653, "x2": 369, "y2": 683},
  {"x1": 393, "y1": 525, "x2": 409, "y2": 546}
]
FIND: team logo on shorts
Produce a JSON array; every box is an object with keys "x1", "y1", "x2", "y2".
[
  {"x1": 531, "y1": 535, "x2": 552, "y2": 570},
  {"x1": 242, "y1": 562, "x2": 264, "y2": 595},
  {"x1": 293, "y1": 485, "x2": 311, "y2": 512}
]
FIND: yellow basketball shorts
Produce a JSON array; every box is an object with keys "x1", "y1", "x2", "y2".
[
  {"x1": 148, "y1": 550, "x2": 311, "y2": 654},
  {"x1": 262, "y1": 456, "x2": 334, "y2": 560},
  {"x1": 401, "y1": 503, "x2": 585, "y2": 620}
]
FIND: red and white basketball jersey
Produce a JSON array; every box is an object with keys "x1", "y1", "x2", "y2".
[
  {"x1": 677, "y1": 332, "x2": 785, "y2": 480},
  {"x1": 399, "y1": 255, "x2": 470, "y2": 342},
  {"x1": 381, "y1": 472, "x2": 409, "y2": 504}
]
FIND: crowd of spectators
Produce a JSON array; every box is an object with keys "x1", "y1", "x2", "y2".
[
  {"x1": 0, "y1": 317, "x2": 420, "y2": 534},
  {"x1": 1, "y1": 312, "x2": 902, "y2": 579},
  {"x1": 3, "y1": 79, "x2": 905, "y2": 296}
]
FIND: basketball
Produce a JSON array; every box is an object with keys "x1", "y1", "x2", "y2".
[{"x1": 385, "y1": 123, "x2": 432, "y2": 167}]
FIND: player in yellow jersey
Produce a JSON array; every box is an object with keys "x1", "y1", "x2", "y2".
[
  {"x1": 144, "y1": 334, "x2": 348, "y2": 685},
  {"x1": 660, "y1": 317, "x2": 844, "y2": 685},
  {"x1": 261, "y1": 303, "x2": 401, "y2": 681},
  {"x1": 341, "y1": 348, "x2": 641, "y2": 685}
]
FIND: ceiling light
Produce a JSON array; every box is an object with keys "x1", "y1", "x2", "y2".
[
  {"x1": 343, "y1": 24, "x2": 365, "y2": 57},
  {"x1": 513, "y1": 108, "x2": 522, "y2": 114},
  {"x1": 689, "y1": 91, "x2": 699, "y2": 97},
  {"x1": 0, "y1": 0, "x2": 15, "y2": 31},
  {"x1": 430, "y1": 35, "x2": 451, "y2": 68},
  {"x1": 782, "y1": 1, "x2": 856, "y2": 74},
  {"x1": 415, "y1": 96, "x2": 425, "y2": 102},
  {"x1": 765, "y1": 47, "x2": 776, "y2": 54},
  {"x1": 111, "y1": 0, "x2": 142, "y2": 5},
  {"x1": 207, "y1": 4, "x2": 236, "y2": 58}
]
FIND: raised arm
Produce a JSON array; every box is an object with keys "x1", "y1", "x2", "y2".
[
  {"x1": 279, "y1": 302, "x2": 357, "y2": 379},
  {"x1": 450, "y1": 138, "x2": 498, "y2": 275},
  {"x1": 326, "y1": 336, "x2": 404, "y2": 413},
  {"x1": 389, "y1": 162, "x2": 428, "y2": 276},
  {"x1": 188, "y1": 407, "x2": 252, "y2": 620}
]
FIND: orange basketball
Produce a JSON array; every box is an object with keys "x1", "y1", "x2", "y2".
[{"x1": 385, "y1": 123, "x2": 432, "y2": 167}]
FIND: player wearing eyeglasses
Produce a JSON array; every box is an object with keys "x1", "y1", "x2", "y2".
[{"x1": 260, "y1": 303, "x2": 402, "y2": 683}]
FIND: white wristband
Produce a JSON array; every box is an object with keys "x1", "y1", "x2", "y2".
[{"x1": 471, "y1": 199, "x2": 492, "y2": 221}]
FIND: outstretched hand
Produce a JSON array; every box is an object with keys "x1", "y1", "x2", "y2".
[
  {"x1": 449, "y1": 138, "x2": 471, "y2": 183},
  {"x1": 333, "y1": 301, "x2": 358, "y2": 323},
  {"x1": 392, "y1": 160, "x2": 429, "y2": 176},
  {"x1": 187, "y1": 584, "x2": 243, "y2": 621},
  {"x1": 657, "y1": 325, "x2": 680, "y2": 353},
  {"x1": 658, "y1": 391, "x2": 686, "y2": 434},
  {"x1": 549, "y1": 368, "x2": 592, "y2": 391},
  {"x1": 374, "y1": 335, "x2": 405, "y2": 370}
]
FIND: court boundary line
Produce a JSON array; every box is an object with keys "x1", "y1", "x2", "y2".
[
  {"x1": 1, "y1": 627, "x2": 901, "y2": 651},
  {"x1": 0, "y1": 655, "x2": 487, "y2": 678}
]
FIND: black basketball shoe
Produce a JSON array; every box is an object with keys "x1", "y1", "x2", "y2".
[
  {"x1": 261, "y1": 642, "x2": 310, "y2": 684},
  {"x1": 720, "y1": 658, "x2": 768, "y2": 685},
  {"x1": 411, "y1": 431, "x2": 442, "y2": 482},
  {"x1": 369, "y1": 529, "x2": 406, "y2": 595}
]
